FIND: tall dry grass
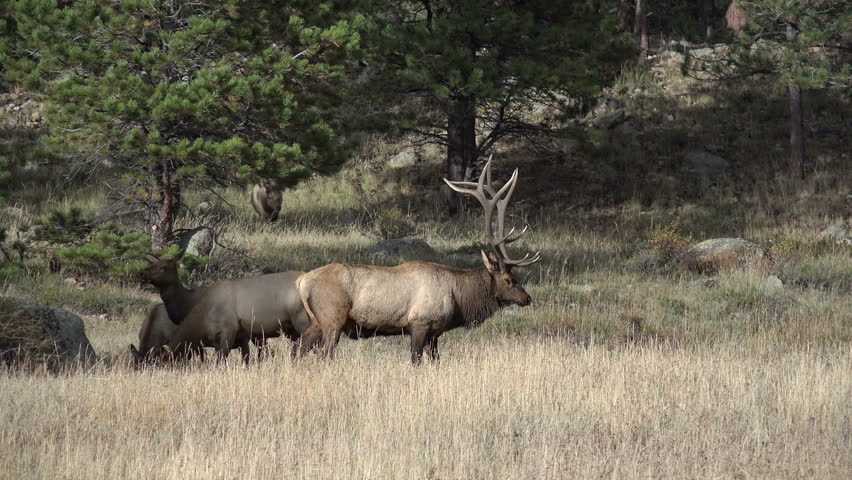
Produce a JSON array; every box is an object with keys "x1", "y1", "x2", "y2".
[{"x1": 1, "y1": 338, "x2": 849, "y2": 479}]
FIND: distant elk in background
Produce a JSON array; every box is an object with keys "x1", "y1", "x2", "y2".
[
  {"x1": 297, "y1": 156, "x2": 541, "y2": 364},
  {"x1": 251, "y1": 179, "x2": 283, "y2": 222},
  {"x1": 725, "y1": 1, "x2": 749, "y2": 36}
]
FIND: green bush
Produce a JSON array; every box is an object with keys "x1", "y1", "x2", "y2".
[
  {"x1": 56, "y1": 227, "x2": 151, "y2": 282},
  {"x1": 373, "y1": 207, "x2": 416, "y2": 240},
  {"x1": 32, "y1": 208, "x2": 91, "y2": 245}
]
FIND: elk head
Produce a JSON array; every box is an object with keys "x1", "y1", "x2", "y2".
[
  {"x1": 444, "y1": 155, "x2": 541, "y2": 307},
  {"x1": 139, "y1": 252, "x2": 183, "y2": 288}
]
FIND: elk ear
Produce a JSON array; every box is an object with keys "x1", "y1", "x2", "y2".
[
  {"x1": 144, "y1": 254, "x2": 159, "y2": 264},
  {"x1": 481, "y1": 250, "x2": 499, "y2": 272}
]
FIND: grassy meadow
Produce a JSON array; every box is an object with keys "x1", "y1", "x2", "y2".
[
  {"x1": 2, "y1": 68, "x2": 851, "y2": 478},
  {"x1": 2, "y1": 157, "x2": 851, "y2": 478}
]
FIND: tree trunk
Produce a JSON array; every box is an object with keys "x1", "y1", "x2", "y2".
[
  {"x1": 701, "y1": 0, "x2": 714, "y2": 39},
  {"x1": 635, "y1": 0, "x2": 648, "y2": 61},
  {"x1": 788, "y1": 81, "x2": 806, "y2": 179},
  {"x1": 785, "y1": 22, "x2": 807, "y2": 179},
  {"x1": 446, "y1": 95, "x2": 476, "y2": 216},
  {"x1": 633, "y1": 0, "x2": 642, "y2": 37},
  {"x1": 149, "y1": 159, "x2": 181, "y2": 250}
]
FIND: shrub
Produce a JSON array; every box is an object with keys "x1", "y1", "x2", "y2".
[
  {"x1": 647, "y1": 217, "x2": 693, "y2": 264},
  {"x1": 32, "y1": 207, "x2": 91, "y2": 245},
  {"x1": 56, "y1": 226, "x2": 151, "y2": 282},
  {"x1": 372, "y1": 207, "x2": 416, "y2": 240}
]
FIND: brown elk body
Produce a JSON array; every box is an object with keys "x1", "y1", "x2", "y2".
[
  {"x1": 297, "y1": 157, "x2": 540, "y2": 363},
  {"x1": 131, "y1": 303, "x2": 190, "y2": 364},
  {"x1": 251, "y1": 179, "x2": 283, "y2": 222},
  {"x1": 132, "y1": 255, "x2": 320, "y2": 364}
]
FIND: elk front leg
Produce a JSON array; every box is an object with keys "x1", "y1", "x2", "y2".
[
  {"x1": 252, "y1": 337, "x2": 267, "y2": 361},
  {"x1": 191, "y1": 342, "x2": 206, "y2": 363},
  {"x1": 238, "y1": 339, "x2": 251, "y2": 366},
  {"x1": 409, "y1": 327, "x2": 430, "y2": 365},
  {"x1": 216, "y1": 334, "x2": 231, "y2": 365},
  {"x1": 427, "y1": 333, "x2": 440, "y2": 362}
]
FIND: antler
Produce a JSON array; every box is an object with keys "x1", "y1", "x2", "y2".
[{"x1": 444, "y1": 155, "x2": 541, "y2": 268}]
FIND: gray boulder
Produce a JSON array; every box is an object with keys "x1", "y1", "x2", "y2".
[
  {"x1": 176, "y1": 226, "x2": 216, "y2": 257},
  {"x1": 0, "y1": 298, "x2": 97, "y2": 368},
  {"x1": 594, "y1": 109, "x2": 626, "y2": 129},
  {"x1": 367, "y1": 237, "x2": 441, "y2": 263},
  {"x1": 681, "y1": 238, "x2": 764, "y2": 272},
  {"x1": 446, "y1": 252, "x2": 483, "y2": 268},
  {"x1": 684, "y1": 150, "x2": 730, "y2": 174},
  {"x1": 819, "y1": 225, "x2": 852, "y2": 246},
  {"x1": 387, "y1": 151, "x2": 417, "y2": 169}
]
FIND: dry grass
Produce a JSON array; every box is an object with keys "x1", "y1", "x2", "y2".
[{"x1": 1, "y1": 338, "x2": 849, "y2": 479}]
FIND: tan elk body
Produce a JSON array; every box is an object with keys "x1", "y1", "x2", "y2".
[
  {"x1": 297, "y1": 157, "x2": 540, "y2": 363},
  {"x1": 132, "y1": 255, "x2": 319, "y2": 364},
  {"x1": 251, "y1": 179, "x2": 283, "y2": 222}
]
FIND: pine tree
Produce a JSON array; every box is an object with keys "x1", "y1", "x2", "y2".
[
  {"x1": 1, "y1": 1, "x2": 363, "y2": 248},
  {"x1": 723, "y1": 1, "x2": 851, "y2": 178},
  {"x1": 361, "y1": 1, "x2": 633, "y2": 215}
]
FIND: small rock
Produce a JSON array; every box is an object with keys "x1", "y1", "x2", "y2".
[
  {"x1": 594, "y1": 109, "x2": 626, "y2": 129},
  {"x1": 63, "y1": 277, "x2": 79, "y2": 287},
  {"x1": 387, "y1": 151, "x2": 416, "y2": 169},
  {"x1": 176, "y1": 226, "x2": 216, "y2": 257},
  {"x1": 819, "y1": 226, "x2": 852, "y2": 245},
  {"x1": 195, "y1": 201, "x2": 213, "y2": 213},
  {"x1": 765, "y1": 275, "x2": 784, "y2": 290},
  {"x1": 690, "y1": 47, "x2": 715, "y2": 59},
  {"x1": 684, "y1": 150, "x2": 730, "y2": 174},
  {"x1": 501, "y1": 305, "x2": 521, "y2": 316},
  {"x1": 660, "y1": 51, "x2": 685, "y2": 65},
  {"x1": 816, "y1": 153, "x2": 837, "y2": 166},
  {"x1": 664, "y1": 114, "x2": 675, "y2": 122},
  {"x1": 569, "y1": 284, "x2": 595, "y2": 295},
  {"x1": 590, "y1": 97, "x2": 620, "y2": 117},
  {"x1": 690, "y1": 277, "x2": 719, "y2": 289}
]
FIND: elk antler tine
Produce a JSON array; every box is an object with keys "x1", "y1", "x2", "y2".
[
  {"x1": 491, "y1": 226, "x2": 516, "y2": 246},
  {"x1": 493, "y1": 168, "x2": 518, "y2": 201},
  {"x1": 503, "y1": 225, "x2": 529, "y2": 245},
  {"x1": 443, "y1": 178, "x2": 479, "y2": 193}
]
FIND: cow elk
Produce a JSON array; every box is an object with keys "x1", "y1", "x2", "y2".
[
  {"x1": 297, "y1": 156, "x2": 540, "y2": 364},
  {"x1": 131, "y1": 254, "x2": 320, "y2": 365},
  {"x1": 251, "y1": 179, "x2": 283, "y2": 222}
]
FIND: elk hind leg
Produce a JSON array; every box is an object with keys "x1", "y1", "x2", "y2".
[{"x1": 301, "y1": 287, "x2": 347, "y2": 360}]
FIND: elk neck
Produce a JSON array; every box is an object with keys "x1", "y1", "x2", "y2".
[
  {"x1": 158, "y1": 282, "x2": 197, "y2": 324},
  {"x1": 452, "y1": 268, "x2": 501, "y2": 328}
]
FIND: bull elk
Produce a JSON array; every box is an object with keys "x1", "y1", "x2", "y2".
[
  {"x1": 131, "y1": 254, "x2": 320, "y2": 364},
  {"x1": 297, "y1": 156, "x2": 540, "y2": 363},
  {"x1": 251, "y1": 179, "x2": 283, "y2": 222}
]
